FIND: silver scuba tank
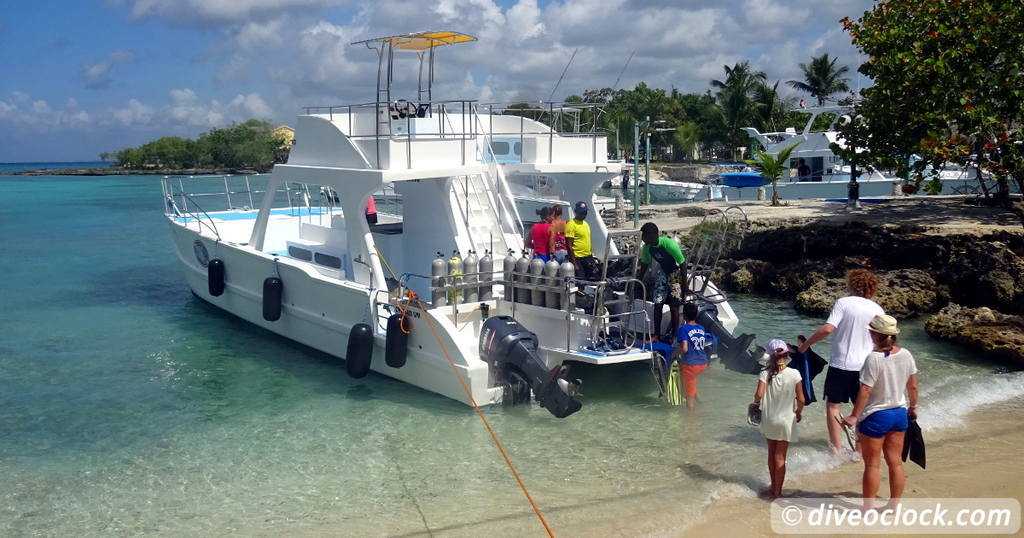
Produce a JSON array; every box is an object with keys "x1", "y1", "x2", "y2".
[
  {"x1": 431, "y1": 251, "x2": 447, "y2": 307},
  {"x1": 502, "y1": 249, "x2": 516, "y2": 302},
  {"x1": 463, "y1": 250, "x2": 479, "y2": 304},
  {"x1": 515, "y1": 251, "x2": 531, "y2": 304},
  {"x1": 558, "y1": 259, "x2": 576, "y2": 310},
  {"x1": 529, "y1": 256, "x2": 546, "y2": 307},
  {"x1": 448, "y1": 250, "x2": 463, "y2": 304},
  {"x1": 544, "y1": 258, "x2": 561, "y2": 308},
  {"x1": 479, "y1": 250, "x2": 493, "y2": 301}
]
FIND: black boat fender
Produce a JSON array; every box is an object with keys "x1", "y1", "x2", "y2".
[
  {"x1": 346, "y1": 323, "x2": 374, "y2": 378},
  {"x1": 262, "y1": 277, "x2": 283, "y2": 321},
  {"x1": 384, "y1": 312, "x2": 410, "y2": 368},
  {"x1": 208, "y1": 258, "x2": 225, "y2": 296}
]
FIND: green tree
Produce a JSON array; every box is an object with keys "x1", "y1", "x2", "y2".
[
  {"x1": 745, "y1": 143, "x2": 800, "y2": 206},
  {"x1": 672, "y1": 121, "x2": 701, "y2": 162},
  {"x1": 712, "y1": 62, "x2": 767, "y2": 159},
  {"x1": 836, "y1": 0, "x2": 1024, "y2": 217},
  {"x1": 787, "y1": 53, "x2": 851, "y2": 106}
]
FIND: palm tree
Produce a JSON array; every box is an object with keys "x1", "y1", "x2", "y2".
[
  {"x1": 751, "y1": 81, "x2": 790, "y2": 133},
  {"x1": 711, "y1": 62, "x2": 767, "y2": 159},
  {"x1": 745, "y1": 143, "x2": 800, "y2": 206},
  {"x1": 787, "y1": 53, "x2": 851, "y2": 106},
  {"x1": 673, "y1": 121, "x2": 701, "y2": 162}
]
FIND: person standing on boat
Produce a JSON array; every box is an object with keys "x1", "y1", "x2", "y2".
[
  {"x1": 796, "y1": 158, "x2": 811, "y2": 182},
  {"x1": 565, "y1": 201, "x2": 599, "y2": 279},
  {"x1": 526, "y1": 207, "x2": 553, "y2": 261},
  {"x1": 548, "y1": 205, "x2": 569, "y2": 263},
  {"x1": 365, "y1": 196, "x2": 378, "y2": 225},
  {"x1": 843, "y1": 314, "x2": 918, "y2": 511},
  {"x1": 637, "y1": 222, "x2": 686, "y2": 342},
  {"x1": 798, "y1": 269, "x2": 883, "y2": 452}
]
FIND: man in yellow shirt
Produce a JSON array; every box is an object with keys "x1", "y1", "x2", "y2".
[{"x1": 565, "y1": 201, "x2": 599, "y2": 279}]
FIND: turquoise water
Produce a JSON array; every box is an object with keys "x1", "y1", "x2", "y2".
[{"x1": 2, "y1": 172, "x2": 1023, "y2": 536}]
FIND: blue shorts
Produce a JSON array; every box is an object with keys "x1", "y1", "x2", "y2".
[
  {"x1": 858, "y1": 407, "x2": 909, "y2": 438},
  {"x1": 534, "y1": 254, "x2": 550, "y2": 262}
]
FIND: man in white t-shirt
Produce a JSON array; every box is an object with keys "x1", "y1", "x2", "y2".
[{"x1": 798, "y1": 269, "x2": 884, "y2": 452}]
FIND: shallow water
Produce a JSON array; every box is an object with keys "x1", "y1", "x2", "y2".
[{"x1": 2, "y1": 173, "x2": 1022, "y2": 536}]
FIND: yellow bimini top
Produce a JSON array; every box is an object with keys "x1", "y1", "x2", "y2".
[{"x1": 352, "y1": 31, "x2": 477, "y2": 51}]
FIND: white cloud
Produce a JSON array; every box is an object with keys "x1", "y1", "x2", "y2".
[
  {"x1": 81, "y1": 50, "x2": 137, "y2": 89},
  {"x1": 0, "y1": 100, "x2": 14, "y2": 118},
  {"x1": 125, "y1": 0, "x2": 347, "y2": 25}
]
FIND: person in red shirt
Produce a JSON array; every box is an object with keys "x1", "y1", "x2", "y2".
[
  {"x1": 526, "y1": 206, "x2": 552, "y2": 261},
  {"x1": 365, "y1": 196, "x2": 378, "y2": 225}
]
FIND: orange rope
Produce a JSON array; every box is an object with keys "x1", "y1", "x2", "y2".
[{"x1": 408, "y1": 291, "x2": 555, "y2": 537}]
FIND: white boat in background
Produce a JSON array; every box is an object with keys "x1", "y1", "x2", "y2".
[
  {"x1": 740, "y1": 106, "x2": 987, "y2": 200},
  {"x1": 620, "y1": 164, "x2": 704, "y2": 202},
  {"x1": 161, "y1": 31, "x2": 753, "y2": 415}
]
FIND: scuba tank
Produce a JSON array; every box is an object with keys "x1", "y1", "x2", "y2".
[
  {"x1": 431, "y1": 251, "x2": 447, "y2": 307},
  {"x1": 529, "y1": 257, "x2": 546, "y2": 307},
  {"x1": 544, "y1": 258, "x2": 561, "y2": 308},
  {"x1": 558, "y1": 259, "x2": 576, "y2": 310},
  {"x1": 479, "y1": 250, "x2": 493, "y2": 301},
  {"x1": 502, "y1": 249, "x2": 516, "y2": 302},
  {"x1": 448, "y1": 250, "x2": 462, "y2": 304},
  {"x1": 515, "y1": 251, "x2": 531, "y2": 305},
  {"x1": 463, "y1": 250, "x2": 479, "y2": 304}
]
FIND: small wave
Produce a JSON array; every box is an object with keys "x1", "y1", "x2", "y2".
[{"x1": 917, "y1": 371, "x2": 1024, "y2": 430}]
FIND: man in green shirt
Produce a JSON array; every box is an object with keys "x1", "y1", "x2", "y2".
[{"x1": 637, "y1": 222, "x2": 687, "y2": 342}]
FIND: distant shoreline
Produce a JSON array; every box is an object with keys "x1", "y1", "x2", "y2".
[{"x1": 0, "y1": 167, "x2": 267, "y2": 176}]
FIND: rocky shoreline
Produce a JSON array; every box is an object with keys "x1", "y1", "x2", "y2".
[{"x1": 622, "y1": 198, "x2": 1024, "y2": 367}]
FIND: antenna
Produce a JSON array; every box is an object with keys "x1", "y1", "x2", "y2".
[
  {"x1": 611, "y1": 50, "x2": 635, "y2": 91},
  {"x1": 547, "y1": 47, "x2": 578, "y2": 102}
]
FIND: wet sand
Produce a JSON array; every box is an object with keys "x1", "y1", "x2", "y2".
[{"x1": 683, "y1": 396, "x2": 1024, "y2": 537}]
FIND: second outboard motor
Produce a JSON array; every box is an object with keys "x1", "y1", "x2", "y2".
[
  {"x1": 529, "y1": 257, "x2": 546, "y2": 307},
  {"x1": 479, "y1": 316, "x2": 582, "y2": 418},
  {"x1": 502, "y1": 249, "x2": 516, "y2": 302},
  {"x1": 431, "y1": 252, "x2": 447, "y2": 307},
  {"x1": 514, "y1": 251, "x2": 531, "y2": 305},
  {"x1": 463, "y1": 250, "x2": 479, "y2": 304},
  {"x1": 697, "y1": 304, "x2": 759, "y2": 374},
  {"x1": 544, "y1": 258, "x2": 560, "y2": 308},
  {"x1": 479, "y1": 250, "x2": 493, "y2": 301}
]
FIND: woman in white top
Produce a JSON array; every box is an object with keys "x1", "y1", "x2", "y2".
[
  {"x1": 751, "y1": 339, "x2": 806, "y2": 498},
  {"x1": 843, "y1": 314, "x2": 919, "y2": 510}
]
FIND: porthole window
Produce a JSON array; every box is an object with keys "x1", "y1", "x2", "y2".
[
  {"x1": 491, "y1": 141, "x2": 510, "y2": 155},
  {"x1": 314, "y1": 252, "x2": 342, "y2": 269},
  {"x1": 288, "y1": 246, "x2": 313, "y2": 261}
]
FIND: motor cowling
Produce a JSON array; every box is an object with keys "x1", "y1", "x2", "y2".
[{"x1": 479, "y1": 316, "x2": 582, "y2": 418}]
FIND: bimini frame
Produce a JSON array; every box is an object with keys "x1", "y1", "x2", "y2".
[{"x1": 351, "y1": 31, "x2": 477, "y2": 167}]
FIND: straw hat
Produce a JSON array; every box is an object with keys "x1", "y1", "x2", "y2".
[{"x1": 866, "y1": 314, "x2": 900, "y2": 336}]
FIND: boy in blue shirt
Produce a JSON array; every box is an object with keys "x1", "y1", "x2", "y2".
[{"x1": 672, "y1": 302, "x2": 709, "y2": 410}]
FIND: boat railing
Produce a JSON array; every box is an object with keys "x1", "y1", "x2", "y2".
[{"x1": 299, "y1": 99, "x2": 609, "y2": 168}]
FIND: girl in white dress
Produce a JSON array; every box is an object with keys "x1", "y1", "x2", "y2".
[{"x1": 751, "y1": 339, "x2": 806, "y2": 498}]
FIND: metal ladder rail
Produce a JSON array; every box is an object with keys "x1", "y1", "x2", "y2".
[{"x1": 589, "y1": 229, "x2": 644, "y2": 342}]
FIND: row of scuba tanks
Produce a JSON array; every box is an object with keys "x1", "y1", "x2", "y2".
[{"x1": 430, "y1": 249, "x2": 575, "y2": 309}]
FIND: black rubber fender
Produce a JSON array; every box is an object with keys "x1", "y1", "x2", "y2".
[
  {"x1": 384, "y1": 313, "x2": 410, "y2": 368},
  {"x1": 346, "y1": 323, "x2": 374, "y2": 378},
  {"x1": 208, "y1": 258, "x2": 225, "y2": 296},
  {"x1": 262, "y1": 276, "x2": 283, "y2": 321}
]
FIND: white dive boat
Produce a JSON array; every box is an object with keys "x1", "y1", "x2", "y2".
[
  {"x1": 740, "y1": 106, "x2": 985, "y2": 200},
  {"x1": 162, "y1": 31, "x2": 752, "y2": 415}
]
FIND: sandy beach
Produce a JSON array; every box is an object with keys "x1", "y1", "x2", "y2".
[{"x1": 683, "y1": 396, "x2": 1024, "y2": 537}]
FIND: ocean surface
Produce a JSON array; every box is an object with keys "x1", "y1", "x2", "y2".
[
  {"x1": 0, "y1": 161, "x2": 111, "y2": 172},
  {"x1": 2, "y1": 170, "x2": 1023, "y2": 536}
]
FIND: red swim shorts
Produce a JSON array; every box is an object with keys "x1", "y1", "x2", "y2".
[{"x1": 681, "y1": 364, "x2": 708, "y2": 398}]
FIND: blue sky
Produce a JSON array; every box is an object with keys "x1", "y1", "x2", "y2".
[{"x1": 0, "y1": 0, "x2": 873, "y2": 162}]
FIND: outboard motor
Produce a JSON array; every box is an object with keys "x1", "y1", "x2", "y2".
[
  {"x1": 463, "y1": 250, "x2": 479, "y2": 303},
  {"x1": 502, "y1": 249, "x2": 516, "y2": 302},
  {"x1": 431, "y1": 252, "x2": 447, "y2": 307},
  {"x1": 479, "y1": 250, "x2": 493, "y2": 301},
  {"x1": 696, "y1": 304, "x2": 760, "y2": 374},
  {"x1": 479, "y1": 316, "x2": 582, "y2": 418}
]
